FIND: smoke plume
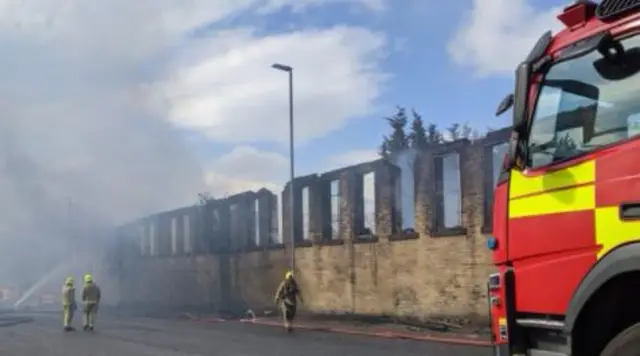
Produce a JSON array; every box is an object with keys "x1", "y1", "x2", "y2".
[{"x1": 0, "y1": 1, "x2": 214, "y2": 289}]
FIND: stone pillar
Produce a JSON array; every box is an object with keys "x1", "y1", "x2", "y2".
[
  {"x1": 461, "y1": 141, "x2": 483, "y2": 234},
  {"x1": 256, "y1": 189, "x2": 276, "y2": 246},
  {"x1": 339, "y1": 170, "x2": 358, "y2": 241},
  {"x1": 281, "y1": 182, "x2": 299, "y2": 251},
  {"x1": 157, "y1": 214, "x2": 170, "y2": 257},
  {"x1": 283, "y1": 176, "x2": 314, "y2": 245},
  {"x1": 224, "y1": 192, "x2": 256, "y2": 250},
  {"x1": 190, "y1": 207, "x2": 204, "y2": 255},
  {"x1": 228, "y1": 196, "x2": 241, "y2": 251},
  {"x1": 375, "y1": 160, "x2": 400, "y2": 238},
  {"x1": 192, "y1": 207, "x2": 209, "y2": 255},
  {"x1": 460, "y1": 140, "x2": 492, "y2": 316},
  {"x1": 213, "y1": 199, "x2": 233, "y2": 311},
  {"x1": 215, "y1": 201, "x2": 231, "y2": 252},
  {"x1": 308, "y1": 178, "x2": 325, "y2": 243},
  {"x1": 201, "y1": 202, "x2": 220, "y2": 254},
  {"x1": 414, "y1": 149, "x2": 435, "y2": 237},
  {"x1": 317, "y1": 172, "x2": 341, "y2": 241},
  {"x1": 240, "y1": 192, "x2": 257, "y2": 248}
]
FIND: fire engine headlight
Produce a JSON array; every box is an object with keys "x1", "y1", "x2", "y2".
[{"x1": 487, "y1": 236, "x2": 498, "y2": 250}]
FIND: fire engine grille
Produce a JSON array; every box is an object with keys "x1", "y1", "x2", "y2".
[{"x1": 596, "y1": 0, "x2": 640, "y2": 20}]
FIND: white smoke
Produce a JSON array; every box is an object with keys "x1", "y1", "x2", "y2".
[{"x1": 0, "y1": 0, "x2": 214, "y2": 289}]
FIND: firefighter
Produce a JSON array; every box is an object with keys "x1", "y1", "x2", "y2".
[
  {"x1": 81, "y1": 273, "x2": 101, "y2": 331},
  {"x1": 62, "y1": 276, "x2": 77, "y2": 331},
  {"x1": 274, "y1": 270, "x2": 303, "y2": 332}
]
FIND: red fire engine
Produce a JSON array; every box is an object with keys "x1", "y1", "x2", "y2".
[{"x1": 489, "y1": 1, "x2": 640, "y2": 355}]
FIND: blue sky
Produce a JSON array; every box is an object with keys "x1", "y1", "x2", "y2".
[{"x1": 172, "y1": 0, "x2": 570, "y2": 196}]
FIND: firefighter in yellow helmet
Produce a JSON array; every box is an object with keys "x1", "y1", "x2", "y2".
[
  {"x1": 81, "y1": 273, "x2": 101, "y2": 331},
  {"x1": 62, "y1": 276, "x2": 77, "y2": 332},
  {"x1": 274, "y1": 270, "x2": 303, "y2": 332}
]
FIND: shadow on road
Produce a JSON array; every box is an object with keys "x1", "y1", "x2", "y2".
[{"x1": 0, "y1": 315, "x2": 35, "y2": 328}]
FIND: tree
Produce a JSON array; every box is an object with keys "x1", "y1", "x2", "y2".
[
  {"x1": 379, "y1": 140, "x2": 390, "y2": 159},
  {"x1": 379, "y1": 107, "x2": 449, "y2": 157},
  {"x1": 426, "y1": 123, "x2": 442, "y2": 144},
  {"x1": 379, "y1": 106, "x2": 410, "y2": 157},
  {"x1": 556, "y1": 133, "x2": 578, "y2": 158},
  {"x1": 446, "y1": 123, "x2": 461, "y2": 141},
  {"x1": 408, "y1": 109, "x2": 428, "y2": 150},
  {"x1": 461, "y1": 123, "x2": 473, "y2": 139},
  {"x1": 459, "y1": 122, "x2": 485, "y2": 141}
]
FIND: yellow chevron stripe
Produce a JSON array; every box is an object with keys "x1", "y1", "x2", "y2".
[
  {"x1": 509, "y1": 160, "x2": 595, "y2": 199},
  {"x1": 595, "y1": 206, "x2": 640, "y2": 259},
  {"x1": 509, "y1": 185, "x2": 595, "y2": 218}
]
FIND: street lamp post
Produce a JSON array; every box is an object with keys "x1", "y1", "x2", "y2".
[
  {"x1": 271, "y1": 63, "x2": 296, "y2": 273},
  {"x1": 67, "y1": 197, "x2": 76, "y2": 264}
]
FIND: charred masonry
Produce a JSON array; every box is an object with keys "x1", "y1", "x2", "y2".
[{"x1": 113, "y1": 127, "x2": 511, "y2": 321}]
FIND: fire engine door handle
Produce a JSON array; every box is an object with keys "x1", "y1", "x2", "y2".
[{"x1": 620, "y1": 203, "x2": 640, "y2": 220}]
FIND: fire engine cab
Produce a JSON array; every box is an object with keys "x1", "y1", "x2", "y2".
[{"x1": 490, "y1": 1, "x2": 640, "y2": 355}]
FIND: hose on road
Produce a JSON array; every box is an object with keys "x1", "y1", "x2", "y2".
[{"x1": 181, "y1": 312, "x2": 492, "y2": 347}]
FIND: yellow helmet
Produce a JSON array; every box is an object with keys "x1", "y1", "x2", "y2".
[
  {"x1": 84, "y1": 273, "x2": 93, "y2": 283},
  {"x1": 65, "y1": 277, "x2": 74, "y2": 285},
  {"x1": 285, "y1": 271, "x2": 294, "y2": 279}
]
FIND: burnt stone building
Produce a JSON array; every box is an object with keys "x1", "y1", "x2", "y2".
[{"x1": 113, "y1": 127, "x2": 512, "y2": 321}]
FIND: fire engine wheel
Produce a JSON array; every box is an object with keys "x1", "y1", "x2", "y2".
[{"x1": 600, "y1": 322, "x2": 640, "y2": 356}]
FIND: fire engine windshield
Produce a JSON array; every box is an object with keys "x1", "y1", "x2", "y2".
[{"x1": 527, "y1": 34, "x2": 640, "y2": 168}]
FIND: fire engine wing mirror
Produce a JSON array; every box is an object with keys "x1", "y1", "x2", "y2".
[
  {"x1": 495, "y1": 93, "x2": 514, "y2": 117},
  {"x1": 512, "y1": 62, "x2": 531, "y2": 130}
]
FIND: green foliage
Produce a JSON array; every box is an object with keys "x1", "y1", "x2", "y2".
[
  {"x1": 379, "y1": 140, "x2": 390, "y2": 159},
  {"x1": 379, "y1": 106, "x2": 410, "y2": 157},
  {"x1": 426, "y1": 123, "x2": 443, "y2": 144},
  {"x1": 379, "y1": 107, "x2": 488, "y2": 158},
  {"x1": 408, "y1": 109, "x2": 428, "y2": 149},
  {"x1": 462, "y1": 123, "x2": 472, "y2": 139},
  {"x1": 446, "y1": 123, "x2": 460, "y2": 141}
]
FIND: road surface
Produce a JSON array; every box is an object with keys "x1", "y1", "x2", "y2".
[{"x1": 0, "y1": 312, "x2": 492, "y2": 356}]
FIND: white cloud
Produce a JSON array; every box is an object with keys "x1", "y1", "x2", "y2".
[
  {"x1": 162, "y1": 26, "x2": 389, "y2": 144},
  {"x1": 448, "y1": 0, "x2": 564, "y2": 77},
  {"x1": 204, "y1": 146, "x2": 287, "y2": 196},
  {"x1": 325, "y1": 149, "x2": 379, "y2": 170},
  {"x1": 259, "y1": 0, "x2": 386, "y2": 13},
  {"x1": 203, "y1": 147, "x2": 381, "y2": 197}
]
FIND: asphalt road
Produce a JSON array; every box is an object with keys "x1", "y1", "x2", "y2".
[{"x1": 0, "y1": 312, "x2": 492, "y2": 356}]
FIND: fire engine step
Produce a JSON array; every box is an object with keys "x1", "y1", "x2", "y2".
[
  {"x1": 516, "y1": 318, "x2": 565, "y2": 330},
  {"x1": 528, "y1": 350, "x2": 568, "y2": 356}
]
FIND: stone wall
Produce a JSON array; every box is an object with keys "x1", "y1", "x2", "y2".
[{"x1": 113, "y1": 128, "x2": 511, "y2": 321}]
